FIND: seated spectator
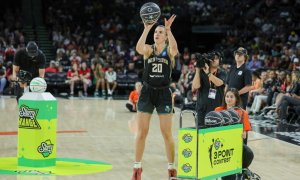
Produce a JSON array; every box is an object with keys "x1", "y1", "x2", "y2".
[
  {"x1": 126, "y1": 82, "x2": 142, "y2": 112},
  {"x1": 45, "y1": 60, "x2": 58, "y2": 73},
  {"x1": 288, "y1": 31, "x2": 299, "y2": 44},
  {"x1": 79, "y1": 47, "x2": 90, "y2": 63},
  {"x1": 67, "y1": 63, "x2": 81, "y2": 96},
  {"x1": 57, "y1": 64, "x2": 64, "y2": 73},
  {"x1": 79, "y1": 62, "x2": 91, "y2": 96},
  {"x1": 126, "y1": 62, "x2": 136, "y2": 74},
  {"x1": 170, "y1": 82, "x2": 184, "y2": 108},
  {"x1": 292, "y1": 58, "x2": 300, "y2": 71},
  {"x1": 0, "y1": 60, "x2": 7, "y2": 94},
  {"x1": 265, "y1": 70, "x2": 280, "y2": 106},
  {"x1": 91, "y1": 53, "x2": 105, "y2": 66},
  {"x1": 274, "y1": 73, "x2": 293, "y2": 109},
  {"x1": 55, "y1": 48, "x2": 70, "y2": 71},
  {"x1": 69, "y1": 49, "x2": 81, "y2": 66},
  {"x1": 94, "y1": 63, "x2": 106, "y2": 97},
  {"x1": 247, "y1": 70, "x2": 262, "y2": 106},
  {"x1": 249, "y1": 71, "x2": 269, "y2": 115},
  {"x1": 246, "y1": 53, "x2": 262, "y2": 71},
  {"x1": 179, "y1": 64, "x2": 195, "y2": 97},
  {"x1": 276, "y1": 71, "x2": 300, "y2": 122},
  {"x1": 105, "y1": 66, "x2": 117, "y2": 96}
]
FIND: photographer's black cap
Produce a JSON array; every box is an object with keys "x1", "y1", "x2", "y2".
[
  {"x1": 234, "y1": 47, "x2": 248, "y2": 56},
  {"x1": 26, "y1": 41, "x2": 39, "y2": 57}
]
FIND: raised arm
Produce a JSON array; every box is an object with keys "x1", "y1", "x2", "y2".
[
  {"x1": 136, "y1": 23, "x2": 155, "y2": 55},
  {"x1": 165, "y1": 15, "x2": 178, "y2": 57}
]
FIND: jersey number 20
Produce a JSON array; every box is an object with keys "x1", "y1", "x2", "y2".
[{"x1": 152, "y1": 63, "x2": 162, "y2": 73}]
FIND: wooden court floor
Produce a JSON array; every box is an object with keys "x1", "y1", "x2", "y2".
[{"x1": 0, "y1": 97, "x2": 300, "y2": 180}]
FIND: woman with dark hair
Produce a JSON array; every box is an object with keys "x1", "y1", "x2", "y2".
[
  {"x1": 215, "y1": 88, "x2": 253, "y2": 180},
  {"x1": 247, "y1": 70, "x2": 262, "y2": 108},
  {"x1": 67, "y1": 63, "x2": 80, "y2": 96},
  {"x1": 215, "y1": 88, "x2": 252, "y2": 143},
  {"x1": 0, "y1": 61, "x2": 7, "y2": 94}
]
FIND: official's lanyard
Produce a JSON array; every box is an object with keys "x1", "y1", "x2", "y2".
[{"x1": 208, "y1": 70, "x2": 218, "y2": 99}]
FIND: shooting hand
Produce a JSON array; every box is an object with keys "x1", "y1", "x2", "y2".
[
  {"x1": 143, "y1": 22, "x2": 155, "y2": 31},
  {"x1": 164, "y1": 14, "x2": 176, "y2": 29}
]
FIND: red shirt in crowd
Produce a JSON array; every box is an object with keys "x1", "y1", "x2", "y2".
[
  {"x1": 45, "y1": 67, "x2": 58, "y2": 73},
  {"x1": 79, "y1": 68, "x2": 91, "y2": 79},
  {"x1": 67, "y1": 70, "x2": 79, "y2": 78}
]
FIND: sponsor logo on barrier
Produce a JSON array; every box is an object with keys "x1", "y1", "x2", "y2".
[
  {"x1": 19, "y1": 105, "x2": 41, "y2": 129},
  {"x1": 37, "y1": 140, "x2": 54, "y2": 158},
  {"x1": 182, "y1": 133, "x2": 193, "y2": 143},
  {"x1": 182, "y1": 163, "x2": 192, "y2": 173},
  {"x1": 182, "y1": 148, "x2": 192, "y2": 158},
  {"x1": 208, "y1": 138, "x2": 234, "y2": 168}
]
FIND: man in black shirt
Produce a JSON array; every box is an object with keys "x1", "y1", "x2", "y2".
[
  {"x1": 12, "y1": 41, "x2": 46, "y2": 100},
  {"x1": 226, "y1": 47, "x2": 252, "y2": 109},
  {"x1": 192, "y1": 52, "x2": 226, "y2": 128}
]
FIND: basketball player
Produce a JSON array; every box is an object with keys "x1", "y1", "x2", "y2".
[
  {"x1": 132, "y1": 15, "x2": 178, "y2": 180},
  {"x1": 12, "y1": 41, "x2": 46, "y2": 101}
]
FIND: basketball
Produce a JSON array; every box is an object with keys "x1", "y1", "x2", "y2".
[
  {"x1": 227, "y1": 109, "x2": 241, "y2": 124},
  {"x1": 30, "y1": 77, "x2": 47, "y2": 93},
  {"x1": 219, "y1": 110, "x2": 233, "y2": 125},
  {"x1": 140, "y1": 2, "x2": 161, "y2": 24},
  {"x1": 204, "y1": 111, "x2": 224, "y2": 127}
]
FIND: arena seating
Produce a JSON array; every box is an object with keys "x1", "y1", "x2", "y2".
[{"x1": 44, "y1": 72, "x2": 68, "y2": 95}]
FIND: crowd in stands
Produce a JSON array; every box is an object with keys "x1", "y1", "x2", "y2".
[
  {"x1": 0, "y1": 0, "x2": 299, "y2": 125},
  {"x1": 0, "y1": 4, "x2": 23, "y2": 95}
]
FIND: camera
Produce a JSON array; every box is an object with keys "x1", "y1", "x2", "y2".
[
  {"x1": 17, "y1": 70, "x2": 32, "y2": 83},
  {"x1": 195, "y1": 51, "x2": 222, "y2": 68}
]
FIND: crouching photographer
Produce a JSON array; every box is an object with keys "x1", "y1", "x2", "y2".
[
  {"x1": 12, "y1": 41, "x2": 46, "y2": 102},
  {"x1": 192, "y1": 51, "x2": 226, "y2": 128}
]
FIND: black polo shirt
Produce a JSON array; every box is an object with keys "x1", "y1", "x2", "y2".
[
  {"x1": 226, "y1": 63, "x2": 252, "y2": 105},
  {"x1": 13, "y1": 48, "x2": 46, "y2": 78},
  {"x1": 196, "y1": 69, "x2": 226, "y2": 109}
]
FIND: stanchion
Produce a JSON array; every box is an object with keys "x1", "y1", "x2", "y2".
[
  {"x1": 18, "y1": 92, "x2": 57, "y2": 167},
  {"x1": 0, "y1": 92, "x2": 112, "y2": 177}
]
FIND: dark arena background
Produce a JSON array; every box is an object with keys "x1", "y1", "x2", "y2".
[{"x1": 0, "y1": 0, "x2": 300, "y2": 179}]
